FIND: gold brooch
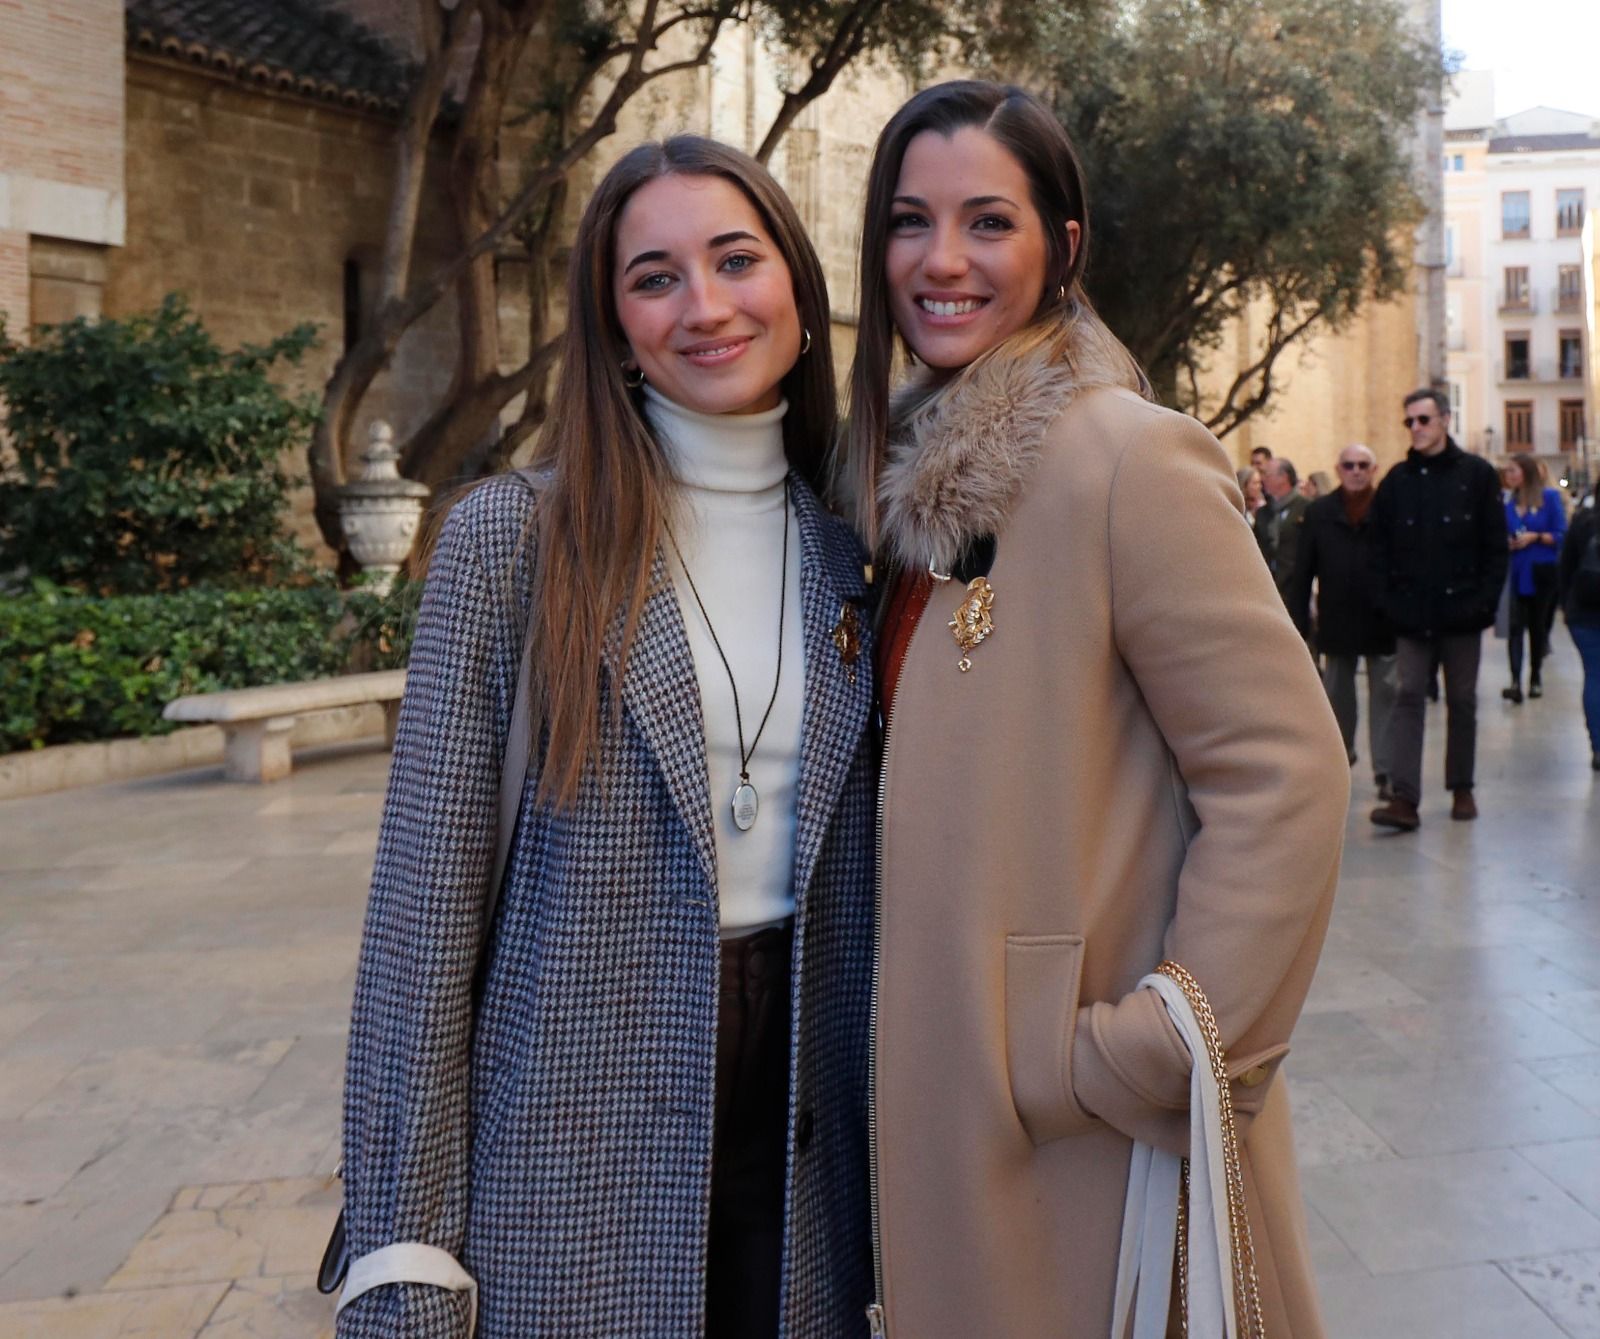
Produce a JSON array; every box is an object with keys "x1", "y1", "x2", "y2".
[
  {"x1": 949, "y1": 577, "x2": 995, "y2": 672},
  {"x1": 831, "y1": 602, "x2": 862, "y2": 685}
]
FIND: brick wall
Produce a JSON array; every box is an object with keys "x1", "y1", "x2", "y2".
[
  {"x1": 0, "y1": 0, "x2": 124, "y2": 193},
  {"x1": 0, "y1": 230, "x2": 28, "y2": 333},
  {"x1": 105, "y1": 59, "x2": 460, "y2": 556}
]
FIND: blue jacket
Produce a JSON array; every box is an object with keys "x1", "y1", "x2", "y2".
[
  {"x1": 1506, "y1": 487, "x2": 1567, "y2": 596},
  {"x1": 339, "y1": 474, "x2": 876, "y2": 1338}
]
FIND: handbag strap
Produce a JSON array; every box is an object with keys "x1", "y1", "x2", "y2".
[
  {"x1": 338, "y1": 1243, "x2": 478, "y2": 1339},
  {"x1": 487, "y1": 629, "x2": 534, "y2": 937},
  {"x1": 1111, "y1": 963, "x2": 1265, "y2": 1339},
  {"x1": 484, "y1": 466, "x2": 547, "y2": 941}
]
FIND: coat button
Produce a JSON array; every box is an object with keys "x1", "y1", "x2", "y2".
[
  {"x1": 796, "y1": 1109, "x2": 815, "y2": 1150},
  {"x1": 1238, "y1": 1065, "x2": 1271, "y2": 1088}
]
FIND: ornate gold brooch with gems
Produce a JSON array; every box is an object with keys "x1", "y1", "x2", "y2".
[
  {"x1": 948, "y1": 577, "x2": 995, "y2": 672},
  {"x1": 831, "y1": 602, "x2": 862, "y2": 684}
]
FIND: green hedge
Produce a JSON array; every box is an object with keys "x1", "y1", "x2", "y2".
[{"x1": 0, "y1": 581, "x2": 419, "y2": 753}]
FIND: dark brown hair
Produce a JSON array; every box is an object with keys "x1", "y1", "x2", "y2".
[
  {"x1": 1509, "y1": 452, "x2": 1544, "y2": 510},
  {"x1": 1403, "y1": 386, "x2": 1449, "y2": 417},
  {"x1": 529, "y1": 136, "x2": 835, "y2": 807},
  {"x1": 844, "y1": 80, "x2": 1142, "y2": 545}
]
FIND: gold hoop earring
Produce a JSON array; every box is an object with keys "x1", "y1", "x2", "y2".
[
  {"x1": 800, "y1": 328, "x2": 813, "y2": 356},
  {"x1": 621, "y1": 362, "x2": 644, "y2": 389}
]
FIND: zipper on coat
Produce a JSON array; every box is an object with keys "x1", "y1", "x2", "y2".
[{"x1": 866, "y1": 699, "x2": 891, "y2": 1336}]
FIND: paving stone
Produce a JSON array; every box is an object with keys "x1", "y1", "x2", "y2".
[
  {"x1": 1500, "y1": 1250, "x2": 1600, "y2": 1339},
  {"x1": 0, "y1": 1281, "x2": 229, "y2": 1337}
]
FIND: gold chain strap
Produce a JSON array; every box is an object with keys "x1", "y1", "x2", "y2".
[{"x1": 1156, "y1": 960, "x2": 1267, "y2": 1339}]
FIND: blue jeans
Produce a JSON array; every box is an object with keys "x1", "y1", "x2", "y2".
[{"x1": 1571, "y1": 624, "x2": 1600, "y2": 757}]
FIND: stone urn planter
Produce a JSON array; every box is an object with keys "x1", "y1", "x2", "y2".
[{"x1": 337, "y1": 421, "x2": 430, "y2": 593}]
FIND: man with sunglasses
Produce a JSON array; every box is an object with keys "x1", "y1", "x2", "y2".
[
  {"x1": 1289, "y1": 444, "x2": 1398, "y2": 800},
  {"x1": 1368, "y1": 389, "x2": 1508, "y2": 829}
]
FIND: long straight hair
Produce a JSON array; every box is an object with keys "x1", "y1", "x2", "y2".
[
  {"x1": 1509, "y1": 452, "x2": 1544, "y2": 511},
  {"x1": 844, "y1": 80, "x2": 1145, "y2": 548},
  {"x1": 529, "y1": 136, "x2": 835, "y2": 807}
]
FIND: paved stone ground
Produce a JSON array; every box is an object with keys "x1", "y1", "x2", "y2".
[{"x1": 1, "y1": 649, "x2": 1597, "y2": 1338}]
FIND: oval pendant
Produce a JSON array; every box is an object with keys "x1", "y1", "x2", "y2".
[{"x1": 731, "y1": 782, "x2": 759, "y2": 832}]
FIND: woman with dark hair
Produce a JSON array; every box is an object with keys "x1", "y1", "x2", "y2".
[
  {"x1": 335, "y1": 136, "x2": 875, "y2": 1339},
  {"x1": 848, "y1": 81, "x2": 1347, "y2": 1338},
  {"x1": 1558, "y1": 483, "x2": 1600, "y2": 769},
  {"x1": 1501, "y1": 452, "x2": 1567, "y2": 702}
]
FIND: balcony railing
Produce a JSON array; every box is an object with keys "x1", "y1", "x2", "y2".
[
  {"x1": 1498, "y1": 290, "x2": 1538, "y2": 314},
  {"x1": 1496, "y1": 358, "x2": 1568, "y2": 383},
  {"x1": 1555, "y1": 286, "x2": 1583, "y2": 314}
]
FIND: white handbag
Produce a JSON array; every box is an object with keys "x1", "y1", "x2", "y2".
[{"x1": 1111, "y1": 962, "x2": 1265, "y2": 1339}]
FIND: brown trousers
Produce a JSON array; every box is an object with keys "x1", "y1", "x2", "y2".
[{"x1": 705, "y1": 921, "x2": 792, "y2": 1339}]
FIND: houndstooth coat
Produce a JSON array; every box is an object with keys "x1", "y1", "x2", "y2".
[{"x1": 337, "y1": 472, "x2": 876, "y2": 1339}]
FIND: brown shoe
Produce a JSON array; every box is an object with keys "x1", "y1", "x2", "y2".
[
  {"x1": 1451, "y1": 789, "x2": 1478, "y2": 821},
  {"x1": 1370, "y1": 798, "x2": 1420, "y2": 831}
]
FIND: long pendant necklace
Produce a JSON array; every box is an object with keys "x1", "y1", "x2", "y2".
[{"x1": 664, "y1": 479, "x2": 789, "y2": 832}]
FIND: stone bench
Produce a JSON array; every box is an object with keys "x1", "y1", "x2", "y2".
[{"x1": 163, "y1": 670, "x2": 407, "y2": 782}]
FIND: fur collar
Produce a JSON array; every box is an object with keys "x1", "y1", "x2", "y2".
[{"x1": 878, "y1": 321, "x2": 1142, "y2": 574}]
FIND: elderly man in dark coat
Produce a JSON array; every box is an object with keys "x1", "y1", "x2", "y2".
[
  {"x1": 1256, "y1": 455, "x2": 1310, "y2": 603},
  {"x1": 1288, "y1": 443, "x2": 1398, "y2": 798}
]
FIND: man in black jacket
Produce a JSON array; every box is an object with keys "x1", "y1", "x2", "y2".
[
  {"x1": 1368, "y1": 389, "x2": 1508, "y2": 829},
  {"x1": 1289, "y1": 444, "x2": 1397, "y2": 797}
]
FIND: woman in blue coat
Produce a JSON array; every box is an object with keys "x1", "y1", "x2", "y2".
[
  {"x1": 335, "y1": 138, "x2": 875, "y2": 1339},
  {"x1": 1502, "y1": 453, "x2": 1567, "y2": 702}
]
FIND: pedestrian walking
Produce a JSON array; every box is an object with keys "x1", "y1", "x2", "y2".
[
  {"x1": 1289, "y1": 444, "x2": 1399, "y2": 798},
  {"x1": 334, "y1": 137, "x2": 875, "y2": 1339},
  {"x1": 844, "y1": 79, "x2": 1348, "y2": 1339},
  {"x1": 1368, "y1": 389, "x2": 1508, "y2": 829},
  {"x1": 1256, "y1": 456, "x2": 1310, "y2": 602},
  {"x1": 1558, "y1": 482, "x2": 1600, "y2": 770},
  {"x1": 1238, "y1": 465, "x2": 1267, "y2": 526},
  {"x1": 1501, "y1": 452, "x2": 1567, "y2": 702}
]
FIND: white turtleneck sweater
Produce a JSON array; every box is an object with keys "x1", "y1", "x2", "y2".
[{"x1": 644, "y1": 387, "x2": 803, "y2": 933}]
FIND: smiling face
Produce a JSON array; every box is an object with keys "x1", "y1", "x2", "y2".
[
  {"x1": 612, "y1": 173, "x2": 802, "y2": 415},
  {"x1": 885, "y1": 127, "x2": 1072, "y2": 373}
]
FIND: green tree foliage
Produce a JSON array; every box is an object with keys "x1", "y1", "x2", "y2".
[
  {"x1": 313, "y1": 0, "x2": 1070, "y2": 525},
  {"x1": 0, "y1": 295, "x2": 320, "y2": 594},
  {"x1": 1047, "y1": 0, "x2": 1446, "y2": 433}
]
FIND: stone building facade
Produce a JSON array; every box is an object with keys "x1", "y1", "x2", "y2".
[
  {"x1": 1445, "y1": 82, "x2": 1598, "y2": 490},
  {"x1": 0, "y1": 0, "x2": 126, "y2": 332}
]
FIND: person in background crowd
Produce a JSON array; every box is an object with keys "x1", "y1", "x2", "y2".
[
  {"x1": 1289, "y1": 444, "x2": 1398, "y2": 799},
  {"x1": 1368, "y1": 388, "x2": 1507, "y2": 830},
  {"x1": 1256, "y1": 456, "x2": 1309, "y2": 603},
  {"x1": 1236, "y1": 466, "x2": 1266, "y2": 525},
  {"x1": 1558, "y1": 482, "x2": 1600, "y2": 770},
  {"x1": 1251, "y1": 444, "x2": 1274, "y2": 476},
  {"x1": 1300, "y1": 470, "x2": 1333, "y2": 503},
  {"x1": 1501, "y1": 452, "x2": 1567, "y2": 703}
]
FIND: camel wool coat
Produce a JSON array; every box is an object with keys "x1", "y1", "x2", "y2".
[{"x1": 870, "y1": 335, "x2": 1349, "y2": 1338}]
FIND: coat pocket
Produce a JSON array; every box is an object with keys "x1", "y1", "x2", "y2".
[{"x1": 1005, "y1": 934, "x2": 1097, "y2": 1145}]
